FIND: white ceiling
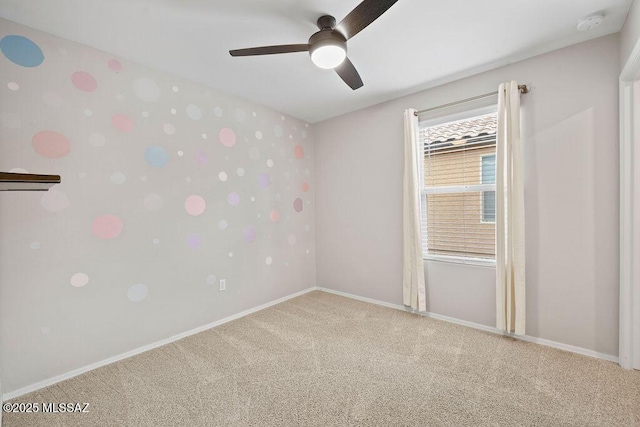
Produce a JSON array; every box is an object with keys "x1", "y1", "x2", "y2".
[{"x1": 0, "y1": 0, "x2": 632, "y2": 123}]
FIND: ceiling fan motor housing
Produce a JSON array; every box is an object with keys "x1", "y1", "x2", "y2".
[{"x1": 308, "y1": 29, "x2": 348, "y2": 69}]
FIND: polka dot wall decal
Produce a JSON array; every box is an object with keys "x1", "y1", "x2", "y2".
[
  {"x1": 293, "y1": 198, "x2": 304, "y2": 213},
  {"x1": 250, "y1": 196, "x2": 255, "y2": 202},
  {"x1": 163, "y1": 123, "x2": 175, "y2": 135},
  {"x1": 127, "y1": 284, "x2": 148, "y2": 302},
  {"x1": 305, "y1": 224, "x2": 311, "y2": 232},
  {"x1": 302, "y1": 131, "x2": 307, "y2": 138},
  {"x1": 185, "y1": 176, "x2": 192, "y2": 183},
  {"x1": 267, "y1": 159, "x2": 274, "y2": 168},
  {"x1": 275, "y1": 193, "x2": 282, "y2": 201},
  {"x1": 270, "y1": 210, "x2": 279, "y2": 222},
  {"x1": 143, "y1": 193, "x2": 163, "y2": 211},
  {"x1": 9, "y1": 168, "x2": 28, "y2": 173},
  {"x1": 42, "y1": 91, "x2": 63, "y2": 108},
  {"x1": 153, "y1": 238, "x2": 160, "y2": 245},
  {"x1": 243, "y1": 226, "x2": 256, "y2": 243},
  {"x1": 228, "y1": 252, "x2": 234, "y2": 257},
  {"x1": 177, "y1": 150, "x2": 184, "y2": 157},
  {"x1": 265, "y1": 256, "x2": 273, "y2": 265},
  {"x1": 187, "y1": 233, "x2": 201, "y2": 249},
  {"x1": 1, "y1": 113, "x2": 20, "y2": 129},
  {"x1": 273, "y1": 125, "x2": 283, "y2": 137},
  {"x1": 36, "y1": 189, "x2": 66, "y2": 211},
  {"x1": 213, "y1": 107, "x2": 223, "y2": 117},
  {"x1": 236, "y1": 168, "x2": 245, "y2": 177},
  {"x1": 110, "y1": 172, "x2": 126, "y2": 184},
  {"x1": 228, "y1": 192, "x2": 240, "y2": 206},
  {"x1": 255, "y1": 131, "x2": 263, "y2": 140},
  {"x1": 258, "y1": 173, "x2": 270, "y2": 189},
  {"x1": 144, "y1": 146, "x2": 168, "y2": 168},
  {"x1": 40, "y1": 327, "x2": 50, "y2": 335},
  {"x1": 30, "y1": 242, "x2": 40, "y2": 250},
  {"x1": 112, "y1": 113, "x2": 133, "y2": 132},
  {"x1": 0, "y1": 35, "x2": 44, "y2": 67},
  {"x1": 195, "y1": 150, "x2": 208, "y2": 165},
  {"x1": 302, "y1": 182, "x2": 309, "y2": 192},
  {"x1": 172, "y1": 85, "x2": 179, "y2": 92},
  {"x1": 218, "y1": 171, "x2": 228, "y2": 182},
  {"x1": 219, "y1": 128, "x2": 236, "y2": 147},
  {"x1": 170, "y1": 108, "x2": 176, "y2": 115},
  {"x1": 7, "y1": 82, "x2": 19, "y2": 91},
  {"x1": 32, "y1": 131, "x2": 71, "y2": 158},
  {"x1": 186, "y1": 104, "x2": 202, "y2": 120},
  {"x1": 133, "y1": 78, "x2": 161, "y2": 102},
  {"x1": 206, "y1": 274, "x2": 217, "y2": 285},
  {"x1": 288, "y1": 234, "x2": 296, "y2": 245},
  {"x1": 107, "y1": 59, "x2": 122, "y2": 73},
  {"x1": 83, "y1": 109, "x2": 93, "y2": 117},
  {"x1": 71, "y1": 71, "x2": 98, "y2": 92},
  {"x1": 185, "y1": 195, "x2": 206, "y2": 216},
  {"x1": 253, "y1": 112, "x2": 257, "y2": 117},
  {"x1": 142, "y1": 111, "x2": 149, "y2": 118},
  {"x1": 218, "y1": 220, "x2": 228, "y2": 230},
  {"x1": 70, "y1": 273, "x2": 89, "y2": 288},
  {"x1": 116, "y1": 93, "x2": 124, "y2": 101},
  {"x1": 294, "y1": 145, "x2": 304, "y2": 159},
  {"x1": 92, "y1": 214, "x2": 123, "y2": 239}
]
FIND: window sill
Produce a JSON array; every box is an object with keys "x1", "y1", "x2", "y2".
[{"x1": 423, "y1": 255, "x2": 496, "y2": 268}]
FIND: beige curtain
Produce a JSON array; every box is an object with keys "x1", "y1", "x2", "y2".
[
  {"x1": 403, "y1": 109, "x2": 426, "y2": 311},
  {"x1": 496, "y1": 81, "x2": 526, "y2": 335}
]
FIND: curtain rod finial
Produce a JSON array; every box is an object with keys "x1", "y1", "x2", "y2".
[{"x1": 518, "y1": 84, "x2": 530, "y2": 94}]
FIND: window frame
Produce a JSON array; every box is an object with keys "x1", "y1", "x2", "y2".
[{"x1": 419, "y1": 105, "x2": 498, "y2": 267}]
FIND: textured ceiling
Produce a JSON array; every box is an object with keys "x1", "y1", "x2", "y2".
[{"x1": 0, "y1": 0, "x2": 632, "y2": 123}]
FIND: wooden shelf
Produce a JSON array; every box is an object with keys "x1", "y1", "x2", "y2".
[{"x1": 0, "y1": 172, "x2": 61, "y2": 191}]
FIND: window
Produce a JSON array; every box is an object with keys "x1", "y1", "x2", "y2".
[{"x1": 420, "y1": 111, "x2": 497, "y2": 264}]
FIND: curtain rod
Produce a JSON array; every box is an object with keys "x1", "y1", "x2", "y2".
[{"x1": 414, "y1": 84, "x2": 530, "y2": 116}]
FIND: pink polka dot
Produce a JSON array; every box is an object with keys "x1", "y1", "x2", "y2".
[
  {"x1": 92, "y1": 214, "x2": 123, "y2": 239},
  {"x1": 293, "y1": 198, "x2": 304, "y2": 213},
  {"x1": 185, "y1": 195, "x2": 206, "y2": 216},
  {"x1": 270, "y1": 210, "x2": 280, "y2": 222},
  {"x1": 32, "y1": 131, "x2": 71, "y2": 158},
  {"x1": 219, "y1": 128, "x2": 236, "y2": 147},
  {"x1": 112, "y1": 113, "x2": 133, "y2": 132},
  {"x1": 228, "y1": 192, "x2": 240, "y2": 206},
  {"x1": 301, "y1": 182, "x2": 309, "y2": 193},
  {"x1": 71, "y1": 71, "x2": 97, "y2": 93},
  {"x1": 107, "y1": 59, "x2": 122, "y2": 73},
  {"x1": 294, "y1": 145, "x2": 304, "y2": 159}
]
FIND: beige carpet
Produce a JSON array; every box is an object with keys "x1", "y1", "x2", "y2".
[{"x1": 3, "y1": 290, "x2": 640, "y2": 426}]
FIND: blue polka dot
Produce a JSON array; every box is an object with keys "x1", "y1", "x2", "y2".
[
  {"x1": 1, "y1": 35, "x2": 44, "y2": 67},
  {"x1": 145, "y1": 146, "x2": 168, "y2": 168}
]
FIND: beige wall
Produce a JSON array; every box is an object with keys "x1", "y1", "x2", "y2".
[{"x1": 314, "y1": 34, "x2": 620, "y2": 356}]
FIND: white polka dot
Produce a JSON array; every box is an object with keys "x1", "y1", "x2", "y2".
[
  {"x1": 83, "y1": 108, "x2": 93, "y2": 117},
  {"x1": 281, "y1": 115, "x2": 285, "y2": 120},
  {"x1": 214, "y1": 107, "x2": 223, "y2": 117},
  {"x1": 10, "y1": 168, "x2": 28, "y2": 173},
  {"x1": 267, "y1": 159, "x2": 274, "y2": 168},
  {"x1": 140, "y1": 175, "x2": 147, "y2": 181},
  {"x1": 252, "y1": 112, "x2": 257, "y2": 117},
  {"x1": 110, "y1": 172, "x2": 126, "y2": 184},
  {"x1": 133, "y1": 78, "x2": 161, "y2": 102},
  {"x1": 186, "y1": 104, "x2": 202, "y2": 120},
  {"x1": 177, "y1": 150, "x2": 184, "y2": 157},
  {"x1": 201, "y1": 133, "x2": 208, "y2": 139},
  {"x1": 7, "y1": 82, "x2": 19, "y2": 91},
  {"x1": 127, "y1": 284, "x2": 148, "y2": 302},
  {"x1": 275, "y1": 193, "x2": 282, "y2": 201},
  {"x1": 218, "y1": 172, "x2": 228, "y2": 182},
  {"x1": 257, "y1": 214, "x2": 261, "y2": 218},
  {"x1": 228, "y1": 252, "x2": 233, "y2": 257},
  {"x1": 40, "y1": 327, "x2": 50, "y2": 335},
  {"x1": 265, "y1": 256, "x2": 273, "y2": 265},
  {"x1": 41, "y1": 189, "x2": 69, "y2": 212},
  {"x1": 250, "y1": 196, "x2": 255, "y2": 202},
  {"x1": 186, "y1": 176, "x2": 192, "y2": 183},
  {"x1": 306, "y1": 249, "x2": 310, "y2": 254},
  {"x1": 255, "y1": 131, "x2": 263, "y2": 140},
  {"x1": 152, "y1": 238, "x2": 160, "y2": 244},
  {"x1": 302, "y1": 131, "x2": 307, "y2": 138},
  {"x1": 172, "y1": 85, "x2": 179, "y2": 92},
  {"x1": 170, "y1": 108, "x2": 177, "y2": 115},
  {"x1": 206, "y1": 274, "x2": 217, "y2": 285},
  {"x1": 30, "y1": 241, "x2": 40, "y2": 250},
  {"x1": 116, "y1": 93, "x2": 124, "y2": 101},
  {"x1": 142, "y1": 111, "x2": 150, "y2": 118},
  {"x1": 218, "y1": 220, "x2": 228, "y2": 230},
  {"x1": 70, "y1": 272, "x2": 89, "y2": 288},
  {"x1": 305, "y1": 225, "x2": 311, "y2": 232},
  {"x1": 236, "y1": 168, "x2": 245, "y2": 177},
  {"x1": 163, "y1": 123, "x2": 175, "y2": 135},
  {"x1": 89, "y1": 132, "x2": 105, "y2": 147}
]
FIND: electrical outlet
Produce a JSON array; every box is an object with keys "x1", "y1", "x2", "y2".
[{"x1": 219, "y1": 279, "x2": 226, "y2": 291}]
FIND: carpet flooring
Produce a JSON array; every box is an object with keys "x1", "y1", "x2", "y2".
[{"x1": 3, "y1": 290, "x2": 640, "y2": 426}]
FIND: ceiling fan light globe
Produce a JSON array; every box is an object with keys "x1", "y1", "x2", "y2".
[{"x1": 310, "y1": 44, "x2": 346, "y2": 69}]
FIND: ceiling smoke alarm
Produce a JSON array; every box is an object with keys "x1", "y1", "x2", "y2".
[{"x1": 577, "y1": 15, "x2": 604, "y2": 31}]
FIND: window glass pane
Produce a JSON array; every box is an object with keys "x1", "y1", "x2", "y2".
[{"x1": 482, "y1": 190, "x2": 496, "y2": 222}]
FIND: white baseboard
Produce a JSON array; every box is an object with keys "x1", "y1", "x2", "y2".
[
  {"x1": 317, "y1": 287, "x2": 619, "y2": 364},
  {"x1": 3, "y1": 287, "x2": 318, "y2": 402}
]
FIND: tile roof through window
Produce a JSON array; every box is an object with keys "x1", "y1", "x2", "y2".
[{"x1": 421, "y1": 113, "x2": 497, "y2": 144}]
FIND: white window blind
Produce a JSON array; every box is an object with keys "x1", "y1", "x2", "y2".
[{"x1": 420, "y1": 112, "x2": 497, "y2": 264}]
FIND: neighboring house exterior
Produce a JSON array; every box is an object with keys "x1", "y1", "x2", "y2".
[{"x1": 421, "y1": 114, "x2": 497, "y2": 260}]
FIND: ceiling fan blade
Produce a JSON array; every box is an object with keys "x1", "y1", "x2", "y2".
[
  {"x1": 335, "y1": 58, "x2": 363, "y2": 90},
  {"x1": 229, "y1": 44, "x2": 310, "y2": 57},
  {"x1": 336, "y1": 0, "x2": 398, "y2": 40}
]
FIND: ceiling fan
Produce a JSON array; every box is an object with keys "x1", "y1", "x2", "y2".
[{"x1": 229, "y1": 0, "x2": 399, "y2": 90}]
